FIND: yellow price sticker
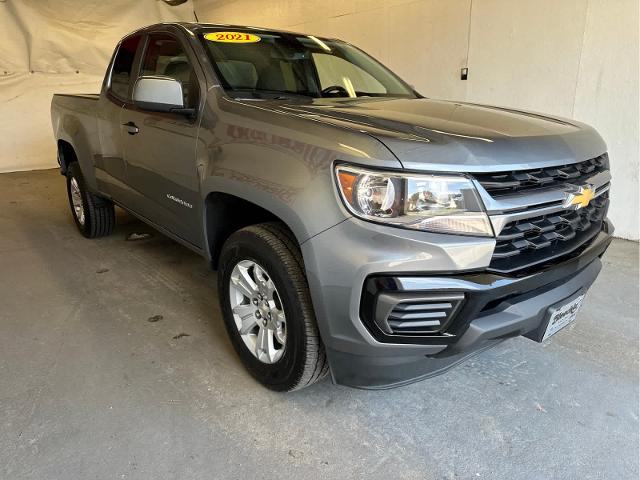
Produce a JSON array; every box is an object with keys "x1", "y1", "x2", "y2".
[{"x1": 204, "y1": 32, "x2": 261, "y2": 43}]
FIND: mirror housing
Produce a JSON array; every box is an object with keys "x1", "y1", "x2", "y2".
[{"x1": 133, "y1": 76, "x2": 193, "y2": 115}]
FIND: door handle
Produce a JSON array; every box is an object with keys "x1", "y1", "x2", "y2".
[{"x1": 122, "y1": 121, "x2": 139, "y2": 135}]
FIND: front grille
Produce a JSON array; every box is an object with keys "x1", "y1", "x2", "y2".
[
  {"x1": 489, "y1": 192, "x2": 609, "y2": 274},
  {"x1": 386, "y1": 294, "x2": 464, "y2": 334},
  {"x1": 474, "y1": 154, "x2": 609, "y2": 196}
]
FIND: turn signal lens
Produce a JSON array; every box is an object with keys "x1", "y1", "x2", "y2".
[{"x1": 337, "y1": 170, "x2": 357, "y2": 205}]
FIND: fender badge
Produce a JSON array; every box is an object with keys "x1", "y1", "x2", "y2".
[{"x1": 166, "y1": 194, "x2": 193, "y2": 209}]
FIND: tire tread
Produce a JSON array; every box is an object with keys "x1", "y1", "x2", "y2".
[{"x1": 258, "y1": 222, "x2": 329, "y2": 388}]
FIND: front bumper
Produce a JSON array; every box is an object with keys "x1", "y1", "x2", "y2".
[{"x1": 301, "y1": 217, "x2": 612, "y2": 389}]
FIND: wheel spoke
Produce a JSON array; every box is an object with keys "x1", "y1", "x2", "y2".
[
  {"x1": 232, "y1": 266, "x2": 258, "y2": 299},
  {"x1": 272, "y1": 309, "x2": 286, "y2": 344},
  {"x1": 256, "y1": 326, "x2": 268, "y2": 359},
  {"x1": 253, "y1": 264, "x2": 268, "y2": 288},
  {"x1": 265, "y1": 279, "x2": 276, "y2": 299},
  {"x1": 233, "y1": 304, "x2": 258, "y2": 334},
  {"x1": 233, "y1": 303, "x2": 255, "y2": 319},
  {"x1": 240, "y1": 316, "x2": 258, "y2": 335},
  {"x1": 265, "y1": 330, "x2": 277, "y2": 362}
]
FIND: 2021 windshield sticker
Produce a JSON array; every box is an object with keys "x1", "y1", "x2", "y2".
[{"x1": 204, "y1": 32, "x2": 261, "y2": 43}]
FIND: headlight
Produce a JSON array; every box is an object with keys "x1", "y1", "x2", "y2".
[{"x1": 335, "y1": 164, "x2": 493, "y2": 236}]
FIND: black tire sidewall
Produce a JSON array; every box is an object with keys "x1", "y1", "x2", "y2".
[{"x1": 218, "y1": 231, "x2": 308, "y2": 391}]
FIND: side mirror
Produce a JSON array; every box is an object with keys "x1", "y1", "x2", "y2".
[{"x1": 133, "y1": 76, "x2": 193, "y2": 116}]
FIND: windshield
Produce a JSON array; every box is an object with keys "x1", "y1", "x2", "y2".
[{"x1": 199, "y1": 29, "x2": 417, "y2": 99}]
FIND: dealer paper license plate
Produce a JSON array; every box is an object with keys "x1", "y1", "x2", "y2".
[{"x1": 542, "y1": 294, "x2": 585, "y2": 341}]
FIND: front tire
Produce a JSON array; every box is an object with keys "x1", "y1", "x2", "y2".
[
  {"x1": 66, "y1": 162, "x2": 115, "y2": 238},
  {"x1": 218, "y1": 223, "x2": 329, "y2": 391}
]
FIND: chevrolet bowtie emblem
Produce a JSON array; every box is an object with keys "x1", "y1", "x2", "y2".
[{"x1": 563, "y1": 184, "x2": 595, "y2": 210}]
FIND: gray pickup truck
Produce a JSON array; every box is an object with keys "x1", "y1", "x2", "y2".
[{"x1": 51, "y1": 22, "x2": 613, "y2": 391}]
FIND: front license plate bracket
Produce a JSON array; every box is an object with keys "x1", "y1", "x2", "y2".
[{"x1": 525, "y1": 291, "x2": 586, "y2": 343}]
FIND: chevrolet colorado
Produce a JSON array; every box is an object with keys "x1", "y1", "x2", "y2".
[{"x1": 51, "y1": 23, "x2": 613, "y2": 390}]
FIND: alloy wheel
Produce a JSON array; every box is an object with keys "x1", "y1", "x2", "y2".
[
  {"x1": 228, "y1": 259, "x2": 287, "y2": 363},
  {"x1": 70, "y1": 177, "x2": 85, "y2": 226}
]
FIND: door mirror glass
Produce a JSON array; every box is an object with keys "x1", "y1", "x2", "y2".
[{"x1": 133, "y1": 76, "x2": 185, "y2": 112}]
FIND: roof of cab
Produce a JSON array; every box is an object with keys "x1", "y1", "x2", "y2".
[{"x1": 164, "y1": 22, "x2": 336, "y2": 41}]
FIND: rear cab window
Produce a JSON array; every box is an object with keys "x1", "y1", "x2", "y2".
[
  {"x1": 139, "y1": 33, "x2": 200, "y2": 109},
  {"x1": 108, "y1": 34, "x2": 142, "y2": 101}
]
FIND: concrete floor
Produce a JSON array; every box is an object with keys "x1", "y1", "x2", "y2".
[{"x1": 0, "y1": 169, "x2": 638, "y2": 480}]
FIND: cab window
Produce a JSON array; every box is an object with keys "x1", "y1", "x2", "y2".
[
  {"x1": 140, "y1": 33, "x2": 200, "y2": 109},
  {"x1": 109, "y1": 34, "x2": 142, "y2": 101}
]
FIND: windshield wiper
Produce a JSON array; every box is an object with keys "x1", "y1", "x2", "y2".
[
  {"x1": 229, "y1": 88, "x2": 315, "y2": 100},
  {"x1": 354, "y1": 92, "x2": 417, "y2": 98}
]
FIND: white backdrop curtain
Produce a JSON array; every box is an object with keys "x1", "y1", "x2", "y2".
[{"x1": 0, "y1": 0, "x2": 196, "y2": 172}]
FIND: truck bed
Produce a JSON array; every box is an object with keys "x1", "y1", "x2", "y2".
[
  {"x1": 53, "y1": 93, "x2": 100, "y2": 101},
  {"x1": 51, "y1": 93, "x2": 102, "y2": 179}
]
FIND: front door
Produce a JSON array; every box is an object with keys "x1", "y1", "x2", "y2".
[
  {"x1": 95, "y1": 34, "x2": 142, "y2": 199},
  {"x1": 120, "y1": 32, "x2": 203, "y2": 248}
]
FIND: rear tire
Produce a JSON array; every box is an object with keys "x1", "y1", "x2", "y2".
[
  {"x1": 66, "y1": 162, "x2": 115, "y2": 238},
  {"x1": 218, "y1": 222, "x2": 329, "y2": 391}
]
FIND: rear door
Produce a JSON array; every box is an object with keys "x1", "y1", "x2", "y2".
[
  {"x1": 120, "y1": 31, "x2": 204, "y2": 248},
  {"x1": 95, "y1": 33, "x2": 143, "y2": 200}
]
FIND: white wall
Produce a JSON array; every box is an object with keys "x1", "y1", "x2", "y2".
[
  {"x1": 0, "y1": 0, "x2": 196, "y2": 173},
  {"x1": 194, "y1": 0, "x2": 639, "y2": 240},
  {"x1": 465, "y1": 0, "x2": 639, "y2": 241},
  {"x1": 573, "y1": 0, "x2": 639, "y2": 242}
]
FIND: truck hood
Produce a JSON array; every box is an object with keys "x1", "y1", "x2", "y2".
[{"x1": 280, "y1": 97, "x2": 606, "y2": 172}]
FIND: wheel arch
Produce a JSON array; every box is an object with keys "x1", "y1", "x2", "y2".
[
  {"x1": 53, "y1": 107, "x2": 98, "y2": 190},
  {"x1": 57, "y1": 139, "x2": 78, "y2": 174},
  {"x1": 204, "y1": 191, "x2": 301, "y2": 270}
]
